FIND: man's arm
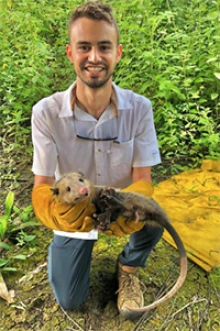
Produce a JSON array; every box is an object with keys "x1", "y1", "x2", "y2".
[
  {"x1": 132, "y1": 166, "x2": 152, "y2": 183},
  {"x1": 32, "y1": 174, "x2": 96, "y2": 232},
  {"x1": 34, "y1": 175, "x2": 54, "y2": 187}
]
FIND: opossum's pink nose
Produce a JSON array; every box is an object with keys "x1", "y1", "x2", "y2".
[{"x1": 79, "y1": 187, "x2": 89, "y2": 196}]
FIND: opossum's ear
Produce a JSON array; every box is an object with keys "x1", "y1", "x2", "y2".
[
  {"x1": 78, "y1": 171, "x2": 85, "y2": 177},
  {"x1": 51, "y1": 187, "x2": 59, "y2": 195}
]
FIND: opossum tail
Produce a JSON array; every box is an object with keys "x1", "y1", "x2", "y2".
[{"x1": 125, "y1": 218, "x2": 187, "y2": 313}]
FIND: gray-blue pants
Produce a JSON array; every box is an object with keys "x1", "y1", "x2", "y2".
[{"x1": 48, "y1": 225, "x2": 164, "y2": 310}]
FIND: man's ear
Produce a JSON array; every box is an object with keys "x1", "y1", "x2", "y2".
[
  {"x1": 116, "y1": 43, "x2": 123, "y2": 63},
  {"x1": 66, "y1": 44, "x2": 73, "y2": 63}
]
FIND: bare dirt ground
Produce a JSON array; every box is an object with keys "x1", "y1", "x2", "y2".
[{"x1": 0, "y1": 146, "x2": 219, "y2": 331}]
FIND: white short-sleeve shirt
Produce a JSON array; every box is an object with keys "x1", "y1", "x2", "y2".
[{"x1": 32, "y1": 82, "x2": 161, "y2": 239}]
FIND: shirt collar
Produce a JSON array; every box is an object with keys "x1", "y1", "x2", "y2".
[
  {"x1": 112, "y1": 82, "x2": 132, "y2": 110},
  {"x1": 58, "y1": 81, "x2": 132, "y2": 118},
  {"x1": 59, "y1": 82, "x2": 76, "y2": 118}
]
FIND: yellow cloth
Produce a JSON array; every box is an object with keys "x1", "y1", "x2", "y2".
[{"x1": 153, "y1": 160, "x2": 220, "y2": 272}]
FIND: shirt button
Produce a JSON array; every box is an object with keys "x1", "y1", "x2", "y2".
[
  {"x1": 98, "y1": 173, "x2": 101, "y2": 176},
  {"x1": 98, "y1": 149, "x2": 102, "y2": 152}
]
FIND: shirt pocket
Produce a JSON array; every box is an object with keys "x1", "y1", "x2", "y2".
[{"x1": 110, "y1": 139, "x2": 134, "y2": 174}]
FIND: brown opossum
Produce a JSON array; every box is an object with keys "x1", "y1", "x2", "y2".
[{"x1": 51, "y1": 172, "x2": 187, "y2": 314}]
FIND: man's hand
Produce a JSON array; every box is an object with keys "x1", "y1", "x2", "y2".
[
  {"x1": 100, "y1": 180, "x2": 154, "y2": 236},
  {"x1": 32, "y1": 184, "x2": 96, "y2": 232},
  {"x1": 102, "y1": 216, "x2": 144, "y2": 236}
]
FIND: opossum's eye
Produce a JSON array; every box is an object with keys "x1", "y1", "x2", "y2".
[
  {"x1": 66, "y1": 187, "x2": 71, "y2": 192},
  {"x1": 75, "y1": 197, "x2": 79, "y2": 201},
  {"x1": 79, "y1": 178, "x2": 84, "y2": 182}
]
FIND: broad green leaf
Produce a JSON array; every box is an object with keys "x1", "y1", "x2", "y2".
[
  {"x1": 206, "y1": 57, "x2": 218, "y2": 63},
  {"x1": 23, "y1": 205, "x2": 33, "y2": 213},
  {"x1": 0, "y1": 215, "x2": 7, "y2": 224},
  {"x1": 214, "y1": 73, "x2": 220, "y2": 80},
  {"x1": 0, "y1": 216, "x2": 8, "y2": 240},
  {"x1": 207, "y1": 11, "x2": 219, "y2": 20},
  {"x1": 22, "y1": 235, "x2": 36, "y2": 242},
  {"x1": 10, "y1": 221, "x2": 37, "y2": 232},
  {"x1": 0, "y1": 259, "x2": 9, "y2": 267},
  {"x1": 2, "y1": 267, "x2": 17, "y2": 272},
  {"x1": 12, "y1": 254, "x2": 27, "y2": 260},
  {"x1": 5, "y1": 191, "x2": 14, "y2": 218},
  {"x1": 211, "y1": 93, "x2": 218, "y2": 100},
  {"x1": 20, "y1": 213, "x2": 29, "y2": 222},
  {"x1": 13, "y1": 205, "x2": 20, "y2": 213},
  {"x1": 7, "y1": 1, "x2": 12, "y2": 8},
  {"x1": 0, "y1": 242, "x2": 10, "y2": 250}
]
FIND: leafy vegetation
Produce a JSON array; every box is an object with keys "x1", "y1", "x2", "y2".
[
  {"x1": 0, "y1": 192, "x2": 36, "y2": 272},
  {"x1": 0, "y1": 1, "x2": 219, "y2": 329},
  {"x1": 0, "y1": 0, "x2": 219, "y2": 164}
]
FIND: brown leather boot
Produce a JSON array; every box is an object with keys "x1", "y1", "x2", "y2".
[{"x1": 117, "y1": 262, "x2": 144, "y2": 320}]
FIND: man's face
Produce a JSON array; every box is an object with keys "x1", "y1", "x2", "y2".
[{"x1": 66, "y1": 18, "x2": 122, "y2": 89}]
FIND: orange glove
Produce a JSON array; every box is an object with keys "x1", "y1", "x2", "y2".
[
  {"x1": 101, "y1": 180, "x2": 154, "y2": 236},
  {"x1": 32, "y1": 184, "x2": 96, "y2": 232}
]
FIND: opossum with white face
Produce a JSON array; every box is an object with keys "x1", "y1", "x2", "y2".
[{"x1": 51, "y1": 172, "x2": 187, "y2": 314}]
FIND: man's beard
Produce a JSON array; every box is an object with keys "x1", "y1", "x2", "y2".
[
  {"x1": 77, "y1": 65, "x2": 113, "y2": 89},
  {"x1": 82, "y1": 74, "x2": 112, "y2": 88}
]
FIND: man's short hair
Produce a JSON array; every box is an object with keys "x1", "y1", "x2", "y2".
[{"x1": 68, "y1": 1, "x2": 119, "y2": 44}]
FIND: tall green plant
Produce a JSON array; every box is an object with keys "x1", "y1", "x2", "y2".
[
  {"x1": 0, "y1": 191, "x2": 37, "y2": 272},
  {"x1": 0, "y1": 191, "x2": 36, "y2": 242},
  {"x1": 0, "y1": 192, "x2": 14, "y2": 240},
  {"x1": 0, "y1": 0, "x2": 219, "y2": 162}
]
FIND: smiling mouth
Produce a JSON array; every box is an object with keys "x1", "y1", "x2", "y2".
[{"x1": 86, "y1": 66, "x2": 104, "y2": 72}]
